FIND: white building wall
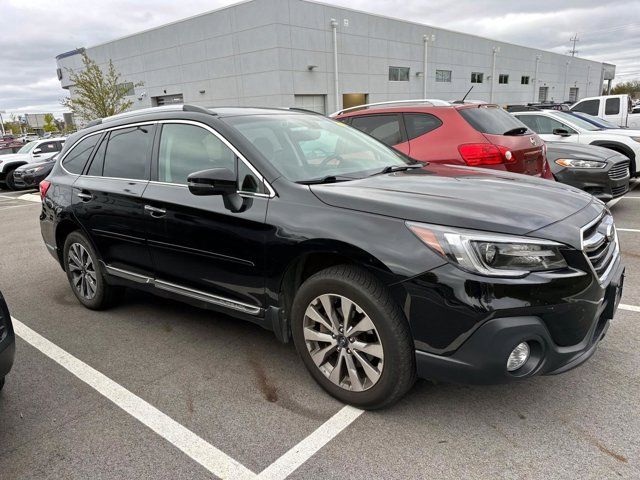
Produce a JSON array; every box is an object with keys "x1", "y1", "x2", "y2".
[{"x1": 56, "y1": 0, "x2": 610, "y2": 117}]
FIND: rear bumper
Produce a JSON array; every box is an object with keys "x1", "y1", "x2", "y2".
[{"x1": 413, "y1": 260, "x2": 624, "y2": 385}]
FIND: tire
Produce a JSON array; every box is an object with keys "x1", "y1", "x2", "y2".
[
  {"x1": 63, "y1": 231, "x2": 123, "y2": 310},
  {"x1": 5, "y1": 169, "x2": 17, "y2": 190},
  {"x1": 291, "y1": 265, "x2": 416, "y2": 409},
  {"x1": 0, "y1": 377, "x2": 4, "y2": 391}
]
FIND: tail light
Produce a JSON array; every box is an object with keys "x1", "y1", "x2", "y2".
[
  {"x1": 39, "y1": 180, "x2": 51, "y2": 200},
  {"x1": 458, "y1": 143, "x2": 515, "y2": 166}
]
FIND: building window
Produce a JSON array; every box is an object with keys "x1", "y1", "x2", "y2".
[
  {"x1": 471, "y1": 72, "x2": 483, "y2": 83},
  {"x1": 498, "y1": 74, "x2": 509, "y2": 84},
  {"x1": 117, "y1": 82, "x2": 135, "y2": 96},
  {"x1": 436, "y1": 69, "x2": 452, "y2": 83},
  {"x1": 389, "y1": 66, "x2": 410, "y2": 82},
  {"x1": 538, "y1": 86, "x2": 549, "y2": 102},
  {"x1": 521, "y1": 76, "x2": 530, "y2": 85}
]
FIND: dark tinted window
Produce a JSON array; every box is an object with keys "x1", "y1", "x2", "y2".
[
  {"x1": 404, "y1": 113, "x2": 442, "y2": 140},
  {"x1": 62, "y1": 134, "x2": 101, "y2": 174},
  {"x1": 605, "y1": 98, "x2": 620, "y2": 115},
  {"x1": 102, "y1": 125, "x2": 153, "y2": 180},
  {"x1": 459, "y1": 107, "x2": 527, "y2": 135},
  {"x1": 37, "y1": 141, "x2": 59, "y2": 153},
  {"x1": 572, "y1": 99, "x2": 599, "y2": 116},
  {"x1": 158, "y1": 124, "x2": 235, "y2": 184},
  {"x1": 87, "y1": 134, "x2": 107, "y2": 176},
  {"x1": 350, "y1": 114, "x2": 402, "y2": 146}
]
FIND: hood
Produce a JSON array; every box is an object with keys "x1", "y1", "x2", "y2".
[
  {"x1": 15, "y1": 159, "x2": 54, "y2": 172},
  {"x1": 545, "y1": 142, "x2": 618, "y2": 161},
  {"x1": 0, "y1": 153, "x2": 30, "y2": 164},
  {"x1": 310, "y1": 164, "x2": 596, "y2": 236}
]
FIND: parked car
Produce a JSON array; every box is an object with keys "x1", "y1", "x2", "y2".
[
  {"x1": 568, "y1": 111, "x2": 633, "y2": 130},
  {"x1": 0, "y1": 137, "x2": 65, "y2": 189},
  {"x1": 13, "y1": 154, "x2": 58, "y2": 190},
  {"x1": 40, "y1": 105, "x2": 624, "y2": 409},
  {"x1": 333, "y1": 100, "x2": 550, "y2": 178},
  {"x1": 512, "y1": 109, "x2": 640, "y2": 176},
  {"x1": 0, "y1": 290, "x2": 15, "y2": 392},
  {"x1": 546, "y1": 142, "x2": 629, "y2": 201},
  {"x1": 570, "y1": 94, "x2": 640, "y2": 129}
]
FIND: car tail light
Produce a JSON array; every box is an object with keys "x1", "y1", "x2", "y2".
[
  {"x1": 458, "y1": 144, "x2": 514, "y2": 166},
  {"x1": 39, "y1": 180, "x2": 51, "y2": 200}
]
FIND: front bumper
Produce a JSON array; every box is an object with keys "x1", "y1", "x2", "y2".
[
  {"x1": 405, "y1": 251, "x2": 624, "y2": 385},
  {"x1": 13, "y1": 170, "x2": 46, "y2": 189},
  {"x1": 554, "y1": 158, "x2": 630, "y2": 201}
]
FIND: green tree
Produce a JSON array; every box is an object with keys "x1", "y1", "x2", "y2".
[
  {"x1": 43, "y1": 113, "x2": 56, "y2": 132},
  {"x1": 60, "y1": 52, "x2": 143, "y2": 121},
  {"x1": 611, "y1": 80, "x2": 640, "y2": 97}
]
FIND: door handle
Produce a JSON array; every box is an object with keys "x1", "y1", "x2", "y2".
[
  {"x1": 76, "y1": 191, "x2": 93, "y2": 202},
  {"x1": 144, "y1": 205, "x2": 167, "y2": 218}
]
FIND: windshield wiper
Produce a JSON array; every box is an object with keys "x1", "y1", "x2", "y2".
[
  {"x1": 371, "y1": 163, "x2": 424, "y2": 176},
  {"x1": 503, "y1": 127, "x2": 528, "y2": 136},
  {"x1": 297, "y1": 175, "x2": 349, "y2": 185}
]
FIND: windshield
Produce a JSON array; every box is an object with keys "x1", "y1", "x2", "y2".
[
  {"x1": 224, "y1": 114, "x2": 411, "y2": 182},
  {"x1": 552, "y1": 111, "x2": 600, "y2": 131},
  {"x1": 17, "y1": 141, "x2": 38, "y2": 154},
  {"x1": 570, "y1": 112, "x2": 619, "y2": 129}
]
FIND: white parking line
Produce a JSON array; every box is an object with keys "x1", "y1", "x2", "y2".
[
  {"x1": 12, "y1": 317, "x2": 258, "y2": 480},
  {"x1": 618, "y1": 228, "x2": 640, "y2": 233},
  {"x1": 0, "y1": 203, "x2": 40, "y2": 212},
  {"x1": 619, "y1": 304, "x2": 640, "y2": 313},
  {"x1": 257, "y1": 405, "x2": 364, "y2": 480}
]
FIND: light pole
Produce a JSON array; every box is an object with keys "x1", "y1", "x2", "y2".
[
  {"x1": 490, "y1": 46, "x2": 500, "y2": 103},
  {"x1": 586, "y1": 65, "x2": 591, "y2": 97},
  {"x1": 330, "y1": 19, "x2": 340, "y2": 112},
  {"x1": 564, "y1": 60, "x2": 570, "y2": 102},
  {"x1": 0, "y1": 110, "x2": 5, "y2": 136},
  {"x1": 533, "y1": 55, "x2": 541, "y2": 103},
  {"x1": 422, "y1": 34, "x2": 435, "y2": 98}
]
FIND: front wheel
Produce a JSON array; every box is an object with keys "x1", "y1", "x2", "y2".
[
  {"x1": 291, "y1": 265, "x2": 416, "y2": 409},
  {"x1": 5, "y1": 169, "x2": 17, "y2": 190}
]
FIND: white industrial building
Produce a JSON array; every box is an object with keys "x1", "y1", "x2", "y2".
[{"x1": 55, "y1": 0, "x2": 615, "y2": 118}]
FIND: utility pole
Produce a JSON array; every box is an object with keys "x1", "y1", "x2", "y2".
[
  {"x1": 564, "y1": 61, "x2": 570, "y2": 102},
  {"x1": 422, "y1": 34, "x2": 435, "y2": 98},
  {"x1": 330, "y1": 19, "x2": 340, "y2": 112},
  {"x1": 0, "y1": 110, "x2": 5, "y2": 136},
  {"x1": 490, "y1": 46, "x2": 500, "y2": 103},
  {"x1": 533, "y1": 55, "x2": 541, "y2": 103},
  {"x1": 568, "y1": 34, "x2": 579, "y2": 56}
]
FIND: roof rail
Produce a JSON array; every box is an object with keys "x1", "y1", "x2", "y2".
[
  {"x1": 98, "y1": 104, "x2": 215, "y2": 125},
  {"x1": 287, "y1": 107, "x2": 325, "y2": 115},
  {"x1": 329, "y1": 99, "x2": 451, "y2": 117}
]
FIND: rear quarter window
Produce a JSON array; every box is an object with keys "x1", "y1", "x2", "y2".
[
  {"x1": 404, "y1": 113, "x2": 442, "y2": 140},
  {"x1": 458, "y1": 107, "x2": 528, "y2": 135},
  {"x1": 62, "y1": 134, "x2": 101, "y2": 174}
]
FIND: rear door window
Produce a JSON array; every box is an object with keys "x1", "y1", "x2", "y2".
[
  {"x1": 458, "y1": 107, "x2": 527, "y2": 135},
  {"x1": 572, "y1": 99, "x2": 599, "y2": 116},
  {"x1": 605, "y1": 98, "x2": 620, "y2": 115},
  {"x1": 350, "y1": 114, "x2": 403, "y2": 146},
  {"x1": 62, "y1": 134, "x2": 101, "y2": 174},
  {"x1": 403, "y1": 113, "x2": 442, "y2": 140},
  {"x1": 102, "y1": 125, "x2": 154, "y2": 180}
]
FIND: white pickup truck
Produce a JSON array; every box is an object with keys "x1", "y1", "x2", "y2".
[{"x1": 570, "y1": 94, "x2": 640, "y2": 129}]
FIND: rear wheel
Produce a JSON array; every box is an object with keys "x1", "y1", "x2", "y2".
[
  {"x1": 63, "y1": 231, "x2": 123, "y2": 310},
  {"x1": 291, "y1": 265, "x2": 416, "y2": 409}
]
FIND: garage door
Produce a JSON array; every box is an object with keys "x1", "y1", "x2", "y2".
[{"x1": 294, "y1": 95, "x2": 326, "y2": 114}]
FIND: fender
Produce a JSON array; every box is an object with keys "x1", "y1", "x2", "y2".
[
  {"x1": 0, "y1": 160, "x2": 28, "y2": 174},
  {"x1": 589, "y1": 140, "x2": 637, "y2": 175}
]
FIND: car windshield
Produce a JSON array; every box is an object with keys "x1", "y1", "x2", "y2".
[
  {"x1": 224, "y1": 114, "x2": 412, "y2": 182},
  {"x1": 552, "y1": 111, "x2": 600, "y2": 131},
  {"x1": 570, "y1": 112, "x2": 619, "y2": 129},
  {"x1": 17, "y1": 141, "x2": 38, "y2": 154}
]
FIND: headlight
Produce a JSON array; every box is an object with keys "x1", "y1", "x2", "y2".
[
  {"x1": 406, "y1": 222, "x2": 568, "y2": 277},
  {"x1": 555, "y1": 159, "x2": 606, "y2": 168}
]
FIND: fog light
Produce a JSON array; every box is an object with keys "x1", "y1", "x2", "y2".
[{"x1": 507, "y1": 342, "x2": 530, "y2": 371}]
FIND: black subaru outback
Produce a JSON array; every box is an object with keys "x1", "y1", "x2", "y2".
[{"x1": 39, "y1": 105, "x2": 624, "y2": 409}]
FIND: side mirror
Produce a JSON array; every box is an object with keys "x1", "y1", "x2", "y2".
[
  {"x1": 187, "y1": 167, "x2": 249, "y2": 213},
  {"x1": 552, "y1": 128, "x2": 571, "y2": 137},
  {"x1": 187, "y1": 168, "x2": 237, "y2": 196}
]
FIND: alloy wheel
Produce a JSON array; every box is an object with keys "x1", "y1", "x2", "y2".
[
  {"x1": 303, "y1": 293, "x2": 384, "y2": 392},
  {"x1": 68, "y1": 243, "x2": 97, "y2": 300}
]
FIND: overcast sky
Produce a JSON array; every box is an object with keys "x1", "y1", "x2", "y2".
[{"x1": 1, "y1": 0, "x2": 638, "y2": 117}]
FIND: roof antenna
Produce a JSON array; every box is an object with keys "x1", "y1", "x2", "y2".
[{"x1": 460, "y1": 85, "x2": 473, "y2": 103}]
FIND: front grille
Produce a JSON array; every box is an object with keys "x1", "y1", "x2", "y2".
[
  {"x1": 608, "y1": 161, "x2": 629, "y2": 180},
  {"x1": 612, "y1": 184, "x2": 629, "y2": 197},
  {"x1": 582, "y1": 213, "x2": 619, "y2": 281}
]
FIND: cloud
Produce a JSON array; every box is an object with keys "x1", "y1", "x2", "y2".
[{"x1": 1, "y1": 0, "x2": 638, "y2": 116}]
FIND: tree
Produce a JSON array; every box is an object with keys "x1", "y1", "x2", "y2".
[
  {"x1": 611, "y1": 80, "x2": 640, "y2": 98},
  {"x1": 43, "y1": 113, "x2": 56, "y2": 132},
  {"x1": 60, "y1": 52, "x2": 143, "y2": 121}
]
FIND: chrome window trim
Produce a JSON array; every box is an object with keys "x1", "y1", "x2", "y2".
[
  {"x1": 146, "y1": 180, "x2": 271, "y2": 198},
  {"x1": 156, "y1": 119, "x2": 276, "y2": 198}
]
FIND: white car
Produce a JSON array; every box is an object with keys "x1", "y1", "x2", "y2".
[
  {"x1": 512, "y1": 110, "x2": 640, "y2": 177},
  {"x1": 0, "y1": 137, "x2": 65, "y2": 190}
]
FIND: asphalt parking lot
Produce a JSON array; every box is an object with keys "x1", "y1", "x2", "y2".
[{"x1": 0, "y1": 184, "x2": 639, "y2": 480}]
